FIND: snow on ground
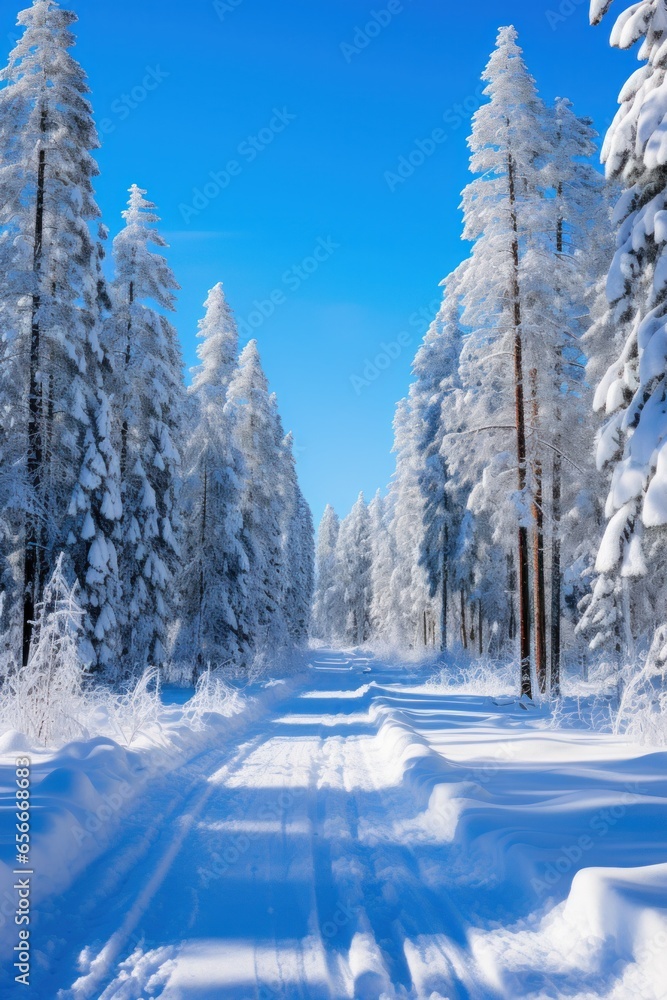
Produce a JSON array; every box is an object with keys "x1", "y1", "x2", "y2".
[
  {"x1": 1, "y1": 651, "x2": 666, "y2": 998},
  {"x1": 0, "y1": 672, "x2": 301, "y2": 980}
]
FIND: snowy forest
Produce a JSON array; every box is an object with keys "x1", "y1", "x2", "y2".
[
  {"x1": 3, "y1": 0, "x2": 667, "y2": 716},
  {"x1": 313, "y1": 8, "x2": 667, "y2": 714},
  {"x1": 3, "y1": 2, "x2": 667, "y2": 998},
  {"x1": 0, "y1": 1, "x2": 315, "y2": 686}
]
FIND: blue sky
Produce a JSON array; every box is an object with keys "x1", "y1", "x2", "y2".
[{"x1": 1, "y1": 0, "x2": 636, "y2": 524}]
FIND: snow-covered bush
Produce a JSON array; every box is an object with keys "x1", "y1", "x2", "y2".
[
  {"x1": 86, "y1": 668, "x2": 165, "y2": 747},
  {"x1": 426, "y1": 655, "x2": 517, "y2": 697},
  {"x1": 184, "y1": 666, "x2": 244, "y2": 730}
]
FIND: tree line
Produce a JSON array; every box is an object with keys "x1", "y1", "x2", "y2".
[
  {"x1": 0, "y1": 1, "x2": 314, "y2": 681},
  {"x1": 314, "y1": 14, "x2": 667, "y2": 700}
]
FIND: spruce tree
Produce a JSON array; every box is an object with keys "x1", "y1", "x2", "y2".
[
  {"x1": 312, "y1": 505, "x2": 345, "y2": 643},
  {"x1": 280, "y1": 433, "x2": 314, "y2": 646},
  {"x1": 337, "y1": 493, "x2": 373, "y2": 647},
  {"x1": 0, "y1": 1, "x2": 121, "y2": 667},
  {"x1": 585, "y1": 0, "x2": 667, "y2": 657},
  {"x1": 110, "y1": 185, "x2": 185, "y2": 669},
  {"x1": 174, "y1": 284, "x2": 247, "y2": 677},
  {"x1": 413, "y1": 269, "x2": 467, "y2": 651},
  {"x1": 368, "y1": 491, "x2": 395, "y2": 646},
  {"x1": 459, "y1": 26, "x2": 551, "y2": 695},
  {"x1": 226, "y1": 340, "x2": 287, "y2": 659}
]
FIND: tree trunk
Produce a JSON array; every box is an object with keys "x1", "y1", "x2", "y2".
[
  {"x1": 196, "y1": 462, "x2": 208, "y2": 675},
  {"x1": 507, "y1": 552, "x2": 517, "y2": 642},
  {"x1": 508, "y1": 149, "x2": 532, "y2": 699},
  {"x1": 120, "y1": 279, "x2": 135, "y2": 481},
  {"x1": 530, "y1": 369, "x2": 547, "y2": 694},
  {"x1": 22, "y1": 115, "x2": 47, "y2": 667},
  {"x1": 478, "y1": 599, "x2": 483, "y2": 656},
  {"x1": 441, "y1": 524, "x2": 448, "y2": 652},
  {"x1": 460, "y1": 587, "x2": 468, "y2": 650},
  {"x1": 550, "y1": 448, "x2": 562, "y2": 695}
]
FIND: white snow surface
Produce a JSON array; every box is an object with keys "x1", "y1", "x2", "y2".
[{"x1": 1, "y1": 651, "x2": 666, "y2": 999}]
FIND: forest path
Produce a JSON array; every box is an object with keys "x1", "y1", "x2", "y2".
[{"x1": 27, "y1": 651, "x2": 667, "y2": 1000}]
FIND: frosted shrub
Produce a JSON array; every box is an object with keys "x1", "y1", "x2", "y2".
[
  {"x1": 185, "y1": 666, "x2": 244, "y2": 729},
  {"x1": 426, "y1": 655, "x2": 517, "y2": 697},
  {"x1": 0, "y1": 555, "x2": 87, "y2": 745},
  {"x1": 89, "y1": 668, "x2": 164, "y2": 747}
]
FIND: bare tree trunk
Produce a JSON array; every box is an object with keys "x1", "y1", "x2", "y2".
[
  {"x1": 530, "y1": 369, "x2": 547, "y2": 694},
  {"x1": 120, "y1": 279, "x2": 135, "y2": 480},
  {"x1": 508, "y1": 150, "x2": 532, "y2": 699},
  {"x1": 441, "y1": 523, "x2": 448, "y2": 652},
  {"x1": 460, "y1": 587, "x2": 468, "y2": 651},
  {"x1": 478, "y1": 600, "x2": 483, "y2": 656},
  {"x1": 423, "y1": 610, "x2": 428, "y2": 648},
  {"x1": 23, "y1": 113, "x2": 47, "y2": 666},
  {"x1": 196, "y1": 462, "x2": 208, "y2": 677},
  {"x1": 507, "y1": 552, "x2": 517, "y2": 642},
  {"x1": 551, "y1": 448, "x2": 562, "y2": 695}
]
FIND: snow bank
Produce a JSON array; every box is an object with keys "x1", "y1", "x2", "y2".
[
  {"x1": 360, "y1": 682, "x2": 667, "y2": 998},
  {"x1": 0, "y1": 668, "x2": 303, "y2": 958},
  {"x1": 471, "y1": 863, "x2": 667, "y2": 998}
]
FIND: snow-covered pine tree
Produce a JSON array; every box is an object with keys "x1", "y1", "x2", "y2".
[
  {"x1": 312, "y1": 505, "x2": 346, "y2": 643},
  {"x1": 412, "y1": 268, "x2": 467, "y2": 651},
  {"x1": 0, "y1": 0, "x2": 122, "y2": 668},
  {"x1": 190, "y1": 282, "x2": 239, "y2": 395},
  {"x1": 388, "y1": 398, "x2": 433, "y2": 649},
  {"x1": 173, "y1": 284, "x2": 248, "y2": 678},
  {"x1": 368, "y1": 490, "x2": 395, "y2": 646},
  {"x1": 337, "y1": 493, "x2": 373, "y2": 647},
  {"x1": 280, "y1": 432, "x2": 314, "y2": 646},
  {"x1": 110, "y1": 185, "x2": 185, "y2": 670},
  {"x1": 458, "y1": 26, "x2": 552, "y2": 696},
  {"x1": 582, "y1": 0, "x2": 667, "y2": 658},
  {"x1": 226, "y1": 340, "x2": 288, "y2": 659},
  {"x1": 295, "y1": 491, "x2": 316, "y2": 641},
  {"x1": 537, "y1": 98, "x2": 607, "y2": 690}
]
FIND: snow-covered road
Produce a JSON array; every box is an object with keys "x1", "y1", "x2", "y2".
[{"x1": 17, "y1": 653, "x2": 667, "y2": 999}]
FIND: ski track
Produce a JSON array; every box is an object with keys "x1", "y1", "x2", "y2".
[{"x1": 15, "y1": 651, "x2": 667, "y2": 1000}]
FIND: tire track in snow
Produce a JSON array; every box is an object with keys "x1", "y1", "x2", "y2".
[
  {"x1": 35, "y1": 657, "x2": 501, "y2": 998},
  {"x1": 56, "y1": 730, "x2": 272, "y2": 999},
  {"x1": 357, "y1": 709, "x2": 500, "y2": 1000}
]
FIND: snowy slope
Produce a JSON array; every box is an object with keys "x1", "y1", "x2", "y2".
[{"x1": 2, "y1": 652, "x2": 667, "y2": 999}]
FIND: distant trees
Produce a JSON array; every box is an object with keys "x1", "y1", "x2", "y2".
[
  {"x1": 0, "y1": 2, "x2": 314, "y2": 681},
  {"x1": 312, "y1": 506, "x2": 345, "y2": 644},
  {"x1": 337, "y1": 493, "x2": 373, "y2": 646}
]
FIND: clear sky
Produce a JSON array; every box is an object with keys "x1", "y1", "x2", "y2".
[{"x1": 0, "y1": 0, "x2": 637, "y2": 525}]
